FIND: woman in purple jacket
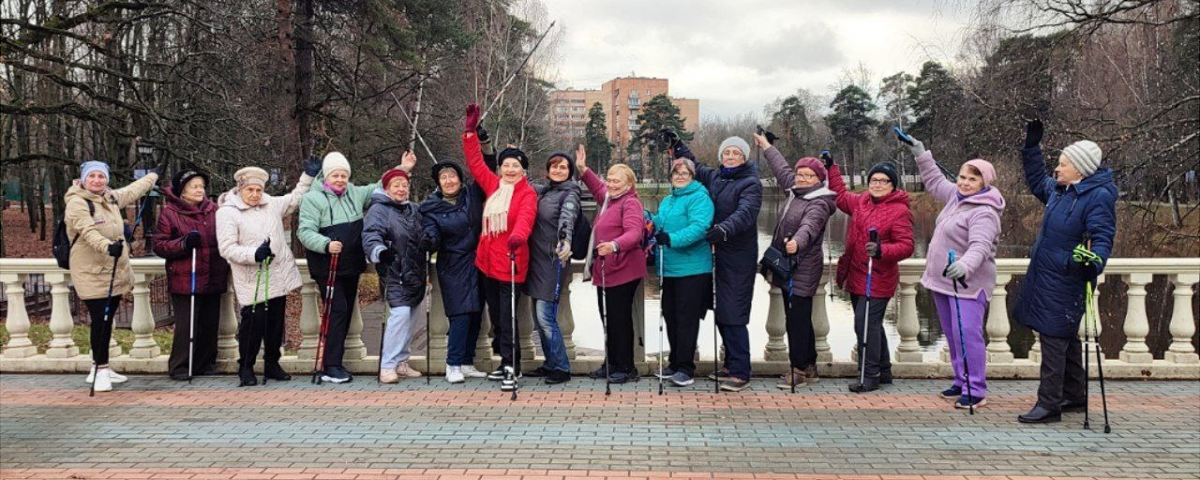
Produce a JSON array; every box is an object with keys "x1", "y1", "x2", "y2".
[
  {"x1": 899, "y1": 131, "x2": 1005, "y2": 410},
  {"x1": 576, "y1": 147, "x2": 648, "y2": 384},
  {"x1": 154, "y1": 168, "x2": 231, "y2": 381}
]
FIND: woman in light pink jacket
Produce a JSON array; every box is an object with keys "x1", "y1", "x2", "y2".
[{"x1": 898, "y1": 130, "x2": 1005, "y2": 410}]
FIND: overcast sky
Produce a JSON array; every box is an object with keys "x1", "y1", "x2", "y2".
[{"x1": 540, "y1": 0, "x2": 981, "y2": 119}]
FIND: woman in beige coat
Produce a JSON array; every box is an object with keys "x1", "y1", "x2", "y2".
[
  {"x1": 65, "y1": 160, "x2": 159, "y2": 392},
  {"x1": 216, "y1": 161, "x2": 317, "y2": 386}
]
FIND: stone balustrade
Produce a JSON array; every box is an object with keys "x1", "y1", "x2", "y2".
[{"x1": 2, "y1": 257, "x2": 1197, "y2": 378}]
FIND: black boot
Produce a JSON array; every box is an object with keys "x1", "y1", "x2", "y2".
[
  {"x1": 264, "y1": 362, "x2": 291, "y2": 381},
  {"x1": 238, "y1": 365, "x2": 258, "y2": 387},
  {"x1": 1018, "y1": 405, "x2": 1062, "y2": 423},
  {"x1": 848, "y1": 377, "x2": 880, "y2": 393}
]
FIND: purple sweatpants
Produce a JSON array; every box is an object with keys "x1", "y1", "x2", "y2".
[{"x1": 934, "y1": 290, "x2": 988, "y2": 398}]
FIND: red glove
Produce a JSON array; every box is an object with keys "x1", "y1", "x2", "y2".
[
  {"x1": 465, "y1": 103, "x2": 481, "y2": 133},
  {"x1": 507, "y1": 234, "x2": 525, "y2": 252}
]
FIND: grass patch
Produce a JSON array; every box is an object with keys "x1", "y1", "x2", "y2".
[{"x1": 1, "y1": 323, "x2": 174, "y2": 355}]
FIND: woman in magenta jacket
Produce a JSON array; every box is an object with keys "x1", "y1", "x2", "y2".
[
  {"x1": 826, "y1": 153, "x2": 915, "y2": 393},
  {"x1": 899, "y1": 131, "x2": 1005, "y2": 410},
  {"x1": 576, "y1": 147, "x2": 648, "y2": 384}
]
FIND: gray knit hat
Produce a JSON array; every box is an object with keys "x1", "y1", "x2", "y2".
[
  {"x1": 717, "y1": 136, "x2": 752, "y2": 162},
  {"x1": 1062, "y1": 140, "x2": 1102, "y2": 177}
]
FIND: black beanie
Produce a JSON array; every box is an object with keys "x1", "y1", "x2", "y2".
[
  {"x1": 497, "y1": 147, "x2": 529, "y2": 172},
  {"x1": 546, "y1": 151, "x2": 575, "y2": 180},
  {"x1": 430, "y1": 160, "x2": 465, "y2": 184},
  {"x1": 171, "y1": 168, "x2": 208, "y2": 195},
  {"x1": 867, "y1": 161, "x2": 900, "y2": 188}
]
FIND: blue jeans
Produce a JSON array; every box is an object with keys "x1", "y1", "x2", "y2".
[
  {"x1": 534, "y1": 299, "x2": 570, "y2": 372},
  {"x1": 381, "y1": 305, "x2": 414, "y2": 370},
  {"x1": 446, "y1": 312, "x2": 482, "y2": 366}
]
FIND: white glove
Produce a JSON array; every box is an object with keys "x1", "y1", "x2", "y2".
[
  {"x1": 556, "y1": 240, "x2": 572, "y2": 262},
  {"x1": 944, "y1": 261, "x2": 967, "y2": 279}
]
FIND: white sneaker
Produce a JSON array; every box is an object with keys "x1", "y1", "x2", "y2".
[
  {"x1": 446, "y1": 365, "x2": 465, "y2": 384},
  {"x1": 86, "y1": 365, "x2": 127, "y2": 384},
  {"x1": 92, "y1": 368, "x2": 113, "y2": 392},
  {"x1": 459, "y1": 365, "x2": 488, "y2": 378}
]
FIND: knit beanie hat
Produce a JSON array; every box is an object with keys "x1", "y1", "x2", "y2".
[
  {"x1": 498, "y1": 147, "x2": 529, "y2": 171},
  {"x1": 171, "y1": 168, "x2": 208, "y2": 195},
  {"x1": 717, "y1": 136, "x2": 752, "y2": 162},
  {"x1": 1062, "y1": 140, "x2": 1102, "y2": 177},
  {"x1": 431, "y1": 161, "x2": 464, "y2": 184},
  {"x1": 963, "y1": 159, "x2": 996, "y2": 186},
  {"x1": 381, "y1": 168, "x2": 409, "y2": 188},
  {"x1": 234, "y1": 167, "x2": 269, "y2": 191},
  {"x1": 867, "y1": 161, "x2": 900, "y2": 188},
  {"x1": 80, "y1": 160, "x2": 110, "y2": 184},
  {"x1": 322, "y1": 151, "x2": 352, "y2": 178},
  {"x1": 671, "y1": 158, "x2": 696, "y2": 177},
  {"x1": 546, "y1": 152, "x2": 575, "y2": 180},
  {"x1": 794, "y1": 157, "x2": 827, "y2": 182}
]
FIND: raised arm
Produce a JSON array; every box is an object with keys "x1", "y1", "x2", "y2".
[
  {"x1": 916, "y1": 150, "x2": 958, "y2": 204},
  {"x1": 111, "y1": 172, "x2": 159, "y2": 209},
  {"x1": 762, "y1": 144, "x2": 795, "y2": 194},
  {"x1": 273, "y1": 172, "x2": 314, "y2": 216},
  {"x1": 581, "y1": 167, "x2": 608, "y2": 201},
  {"x1": 826, "y1": 162, "x2": 861, "y2": 215}
]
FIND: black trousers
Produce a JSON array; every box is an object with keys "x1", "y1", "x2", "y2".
[
  {"x1": 83, "y1": 296, "x2": 122, "y2": 365},
  {"x1": 786, "y1": 295, "x2": 818, "y2": 370},
  {"x1": 482, "y1": 276, "x2": 523, "y2": 368},
  {"x1": 318, "y1": 275, "x2": 360, "y2": 369},
  {"x1": 1037, "y1": 334, "x2": 1087, "y2": 411},
  {"x1": 238, "y1": 296, "x2": 286, "y2": 369},
  {"x1": 168, "y1": 293, "x2": 223, "y2": 377},
  {"x1": 662, "y1": 274, "x2": 709, "y2": 376},
  {"x1": 599, "y1": 279, "x2": 641, "y2": 373},
  {"x1": 851, "y1": 294, "x2": 892, "y2": 378}
]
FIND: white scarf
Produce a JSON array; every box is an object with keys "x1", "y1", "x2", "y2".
[{"x1": 482, "y1": 180, "x2": 516, "y2": 237}]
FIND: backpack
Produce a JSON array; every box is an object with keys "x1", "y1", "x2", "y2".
[
  {"x1": 569, "y1": 207, "x2": 591, "y2": 260},
  {"x1": 53, "y1": 199, "x2": 94, "y2": 269}
]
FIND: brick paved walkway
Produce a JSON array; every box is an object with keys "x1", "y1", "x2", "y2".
[{"x1": 1, "y1": 374, "x2": 1197, "y2": 479}]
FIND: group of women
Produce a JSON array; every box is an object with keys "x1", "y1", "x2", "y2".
[{"x1": 66, "y1": 107, "x2": 1117, "y2": 423}]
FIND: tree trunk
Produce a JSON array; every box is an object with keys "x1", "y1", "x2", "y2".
[{"x1": 295, "y1": 0, "x2": 314, "y2": 161}]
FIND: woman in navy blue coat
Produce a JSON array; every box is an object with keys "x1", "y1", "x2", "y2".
[
  {"x1": 418, "y1": 128, "x2": 498, "y2": 384},
  {"x1": 669, "y1": 132, "x2": 762, "y2": 392},
  {"x1": 1014, "y1": 120, "x2": 1117, "y2": 424}
]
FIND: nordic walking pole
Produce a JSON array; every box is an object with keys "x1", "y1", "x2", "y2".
[
  {"x1": 1075, "y1": 236, "x2": 1110, "y2": 433},
  {"x1": 787, "y1": 253, "x2": 797, "y2": 394},
  {"x1": 378, "y1": 281, "x2": 386, "y2": 386},
  {"x1": 244, "y1": 259, "x2": 264, "y2": 388},
  {"x1": 859, "y1": 229, "x2": 878, "y2": 389},
  {"x1": 479, "y1": 21, "x2": 557, "y2": 123},
  {"x1": 188, "y1": 248, "x2": 197, "y2": 383},
  {"x1": 599, "y1": 252, "x2": 611, "y2": 396},
  {"x1": 657, "y1": 244, "x2": 665, "y2": 395},
  {"x1": 426, "y1": 252, "x2": 433, "y2": 386},
  {"x1": 946, "y1": 250, "x2": 974, "y2": 415},
  {"x1": 510, "y1": 252, "x2": 519, "y2": 400},
  {"x1": 711, "y1": 245, "x2": 719, "y2": 394},
  {"x1": 261, "y1": 257, "x2": 272, "y2": 386},
  {"x1": 313, "y1": 253, "x2": 339, "y2": 384},
  {"x1": 92, "y1": 247, "x2": 122, "y2": 397}
]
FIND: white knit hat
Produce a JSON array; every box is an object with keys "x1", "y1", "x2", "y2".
[
  {"x1": 322, "y1": 152, "x2": 352, "y2": 178},
  {"x1": 1062, "y1": 140, "x2": 1102, "y2": 177}
]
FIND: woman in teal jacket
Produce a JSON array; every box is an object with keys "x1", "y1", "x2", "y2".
[
  {"x1": 298, "y1": 151, "x2": 410, "y2": 384},
  {"x1": 650, "y1": 158, "x2": 714, "y2": 387}
]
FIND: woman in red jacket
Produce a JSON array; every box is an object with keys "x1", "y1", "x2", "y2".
[
  {"x1": 825, "y1": 153, "x2": 915, "y2": 393},
  {"x1": 462, "y1": 104, "x2": 539, "y2": 382},
  {"x1": 154, "y1": 168, "x2": 231, "y2": 381}
]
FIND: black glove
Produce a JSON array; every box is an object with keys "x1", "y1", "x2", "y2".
[
  {"x1": 254, "y1": 240, "x2": 274, "y2": 263},
  {"x1": 378, "y1": 249, "x2": 396, "y2": 266},
  {"x1": 763, "y1": 130, "x2": 778, "y2": 145},
  {"x1": 107, "y1": 240, "x2": 124, "y2": 258},
  {"x1": 659, "y1": 128, "x2": 680, "y2": 149},
  {"x1": 865, "y1": 241, "x2": 881, "y2": 259},
  {"x1": 183, "y1": 231, "x2": 201, "y2": 251},
  {"x1": 705, "y1": 225, "x2": 727, "y2": 244},
  {"x1": 476, "y1": 124, "x2": 490, "y2": 144},
  {"x1": 820, "y1": 151, "x2": 835, "y2": 170},
  {"x1": 1024, "y1": 120, "x2": 1044, "y2": 149},
  {"x1": 654, "y1": 231, "x2": 671, "y2": 247},
  {"x1": 419, "y1": 236, "x2": 437, "y2": 253},
  {"x1": 303, "y1": 155, "x2": 322, "y2": 177}
]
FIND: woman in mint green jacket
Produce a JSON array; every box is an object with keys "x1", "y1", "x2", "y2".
[
  {"x1": 297, "y1": 151, "x2": 410, "y2": 384},
  {"x1": 650, "y1": 158, "x2": 714, "y2": 387}
]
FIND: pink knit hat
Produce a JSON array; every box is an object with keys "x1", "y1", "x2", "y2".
[
  {"x1": 794, "y1": 157, "x2": 827, "y2": 182},
  {"x1": 964, "y1": 159, "x2": 996, "y2": 186}
]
